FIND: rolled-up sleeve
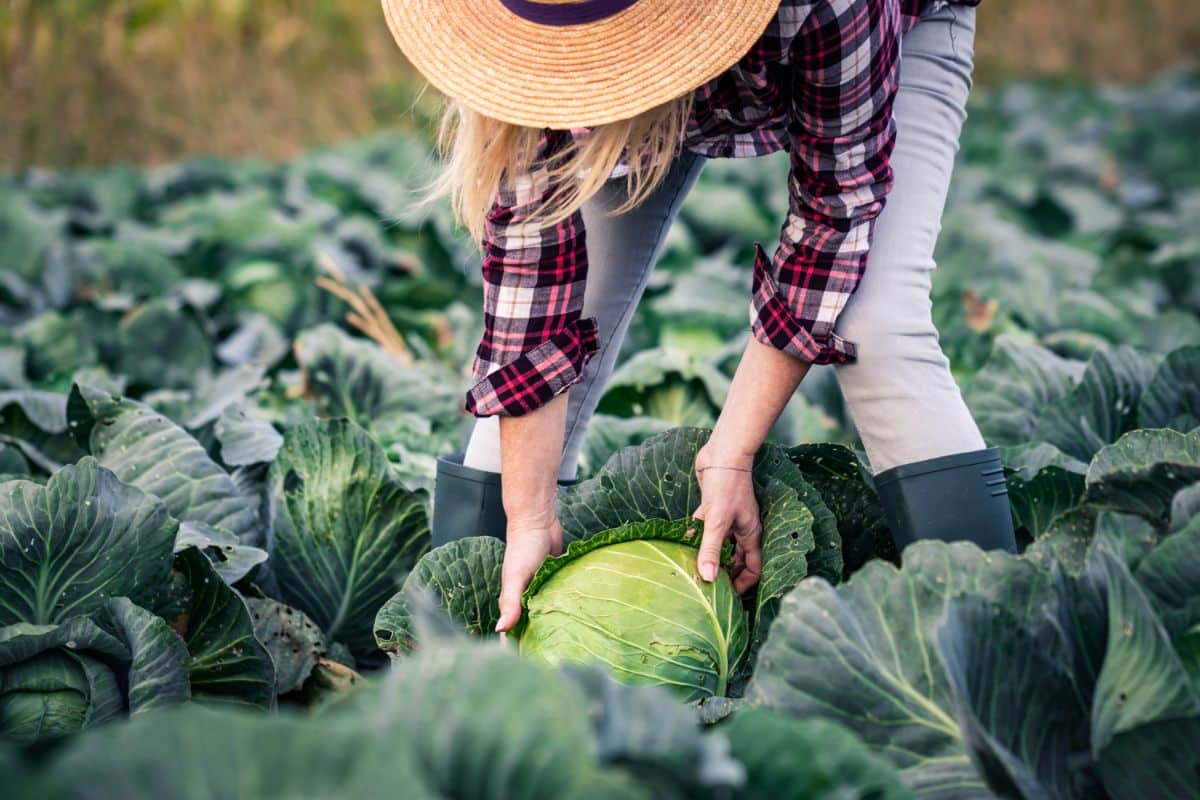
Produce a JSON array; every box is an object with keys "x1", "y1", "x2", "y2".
[
  {"x1": 750, "y1": 0, "x2": 901, "y2": 364},
  {"x1": 466, "y1": 129, "x2": 599, "y2": 417}
]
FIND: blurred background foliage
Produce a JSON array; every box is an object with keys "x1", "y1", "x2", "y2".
[{"x1": 2, "y1": 0, "x2": 1197, "y2": 170}]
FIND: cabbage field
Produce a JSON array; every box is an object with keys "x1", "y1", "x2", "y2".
[{"x1": 2, "y1": 71, "x2": 1199, "y2": 799}]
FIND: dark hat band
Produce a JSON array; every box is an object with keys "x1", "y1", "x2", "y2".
[{"x1": 498, "y1": 0, "x2": 641, "y2": 26}]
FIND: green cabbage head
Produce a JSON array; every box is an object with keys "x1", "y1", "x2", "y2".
[
  {"x1": 516, "y1": 520, "x2": 749, "y2": 700},
  {"x1": 0, "y1": 600, "x2": 189, "y2": 743}
]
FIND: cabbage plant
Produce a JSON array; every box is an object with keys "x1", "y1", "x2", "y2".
[
  {"x1": 516, "y1": 520, "x2": 749, "y2": 701},
  {"x1": 375, "y1": 428, "x2": 844, "y2": 698},
  {"x1": 0, "y1": 600, "x2": 189, "y2": 743}
]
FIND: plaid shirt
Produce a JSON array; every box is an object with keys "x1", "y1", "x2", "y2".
[{"x1": 467, "y1": 0, "x2": 982, "y2": 417}]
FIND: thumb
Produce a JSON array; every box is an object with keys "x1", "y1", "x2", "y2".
[
  {"x1": 496, "y1": 586, "x2": 522, "y2": 634},
  {"x1": 496, "y1": 573, "x2": 525, "y2": 634},
  {"x1": 696, "y1": 513, "x2": 727, "y2": 583}
]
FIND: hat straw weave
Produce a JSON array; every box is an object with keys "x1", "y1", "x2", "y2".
[{"x1": 381, "y1": 0, "x2": 782, "y2": 129}]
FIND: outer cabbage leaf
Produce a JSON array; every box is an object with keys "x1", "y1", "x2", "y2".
[
  {"x1": 152, "y1": 547, "x2": 275, "y2": 708},
  {"x1": 213, "y1": 403, "x2": 283, "y2": 466},
  {"x1": 967, "y1": 340, "x2": 1160, "y2": 463},
  {"x1": 1137, "y1": 345, "x2": 1200, "y2": 431},
  {"x1": 348, "y1": 641, "x2": 601, "y2": 800},
  {"x1": 0, "y1": 389, "x2": 86, "y2": 474},
  {"x1": 17, "y1": 312, "x2": 98, "y2": 386},
  {"x1": 1032, "y1": 346, "x2": 1159, "y2": 462},
  {"x1": 966, "y1": 337, "x2": 1085, "y2": 445},
  {"x1": 1090, "y1": 548, "x2": 1200, "y2": 799},
  {"x1": 596, "y1": 347, "x2": 730, "y2": 427},
  {"x1": 373, "y1": 536, "x2": 505, "y2": 656},
  {"x1": 1095, "y1": 717, "x2": 1200, "y2": 800},
  {"x1": 174, "y1": 520, "x2": 268, "y2": 585},
  {"x1": 267, "y1": 419, "x2": 428, "y2": 658},
  {"x1": 0, "y1": 458, "x2": 176, "y2": 626},
  {"x1": 1170, "y1": 483, "x2": 1200, "y2": 532},
  {"x1": 293, "y1": 323, "x2": 459, "y2": 433},
  {"x1": 159, "y1": 363, "x2": 270, "y2": 431},
  {"x1": 719, "y1": 707, "x2": 914, "y2": 800},
  {"x1": 216, "y1": 312, "x2": 289, "y2": 369},
  {"x1": 103, "y1": 597, "x2": 192, "y2": 713},
  {"x1": 1084, "y1": 428, "x2": 1200, "y2": 525},
  {"x1": 1006, "y1": 465, "x2": 1085, "y2": 541},
  {"x1": 0, "y1": 619, "x2": 127, "y2": 742},
  {"x1": 38, "y1": 703, "x2": 432, "y2": 800},
  {"x1": 749, "y1": 478, "x2": 816, "y2": 651},
  {"x1": 556, "y1": 427, "x2": 708, "y2": 539},
  {"x1": 245, "y1": 597, "x2": 327, "y2": 696},
  {"x1": 746, "y1": 541, "x2": 1054, "y2": 798},
  {"x1": 68, "y1": 383, "x2": 262, "y2": 546},
  {"x1": 36, "y1": 636, "x2": 741, "y2": 800},
  {"x1": 577, "y1": 414, "x2": 673, "y2": 479},
  {"x1": 561, "y1": 665, "x2": 745, "y2": 798},
  {"x1": 1132, "y1": 518, "x2": 1200, "y2": 636},
  {"x1": 1001, "y1": 441, "x2": 1089, "y2": 479},
  {"x1": 114, "y1": 300, "x2": 212, "y2": 391},
  {"x1": 0, "y1": 598, "x2": 189, "y2": 744},
  {"x1": 1022, "y1": 508, "x2": 1096, "y2": 573},
  {"x1": 787, "y1": 443, "x2": 895, "y2": 574},
  {"x1": 517, "y1": 519, "x2": 749, "y2": 701},
  {"x1": 936, "y1": 595, "x2": 1083, "y2": 800},
  {"x1": 347, "y1": 638, "x2": 741, "y2": 800},
  {"x1": 0, "y1": 738, "x2": 30, "y2": 796},
  {"x1": 756, "y1": 445, "x2": 841, "y2": 585}
]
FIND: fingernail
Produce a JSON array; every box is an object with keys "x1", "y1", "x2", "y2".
[{"x1": 700, "y1": 561, "x2": 716, "y2": 581}]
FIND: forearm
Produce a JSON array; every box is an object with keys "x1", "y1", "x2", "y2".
[
  {"x1": 498, "y1": 392, "x2": 569, "y2": 527},
  {"x1": 707, "y1": 337, "x2": 811, "y2": 462}
]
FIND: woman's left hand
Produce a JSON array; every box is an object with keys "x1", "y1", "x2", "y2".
[{"x1": 692, "y1": 442, "x2": 762, "y2": 594}]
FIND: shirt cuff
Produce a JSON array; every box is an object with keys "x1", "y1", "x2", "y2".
[
  {"x1": 465, "y1": 317, "x2": 600, "y2": 417},
  {"x1": 748, "y1": 242, "x2": 857, "y2": 365}
]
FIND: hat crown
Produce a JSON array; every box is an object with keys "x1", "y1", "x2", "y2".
[{"x1": 498, "y1": 0, "x2": 641, "y2": 25}]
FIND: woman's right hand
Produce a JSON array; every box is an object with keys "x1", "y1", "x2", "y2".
[{"x1": 495, "y1": 513, "x2": 563, "y2": 634}]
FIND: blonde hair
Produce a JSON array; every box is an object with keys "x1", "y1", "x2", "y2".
[{"x1": 411, "y1": 92, "x2": 696, "y2": 248}]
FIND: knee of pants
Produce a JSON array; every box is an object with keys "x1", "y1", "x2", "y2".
[{"x1": 834, "y1": 300, "x2": 950, "y2": 373}]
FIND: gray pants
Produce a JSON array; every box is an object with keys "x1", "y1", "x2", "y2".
[{"x1": 465, "y1": 3, "x2": 984, "y2": 481}]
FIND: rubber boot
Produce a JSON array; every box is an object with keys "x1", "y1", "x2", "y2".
[
  {"x1": 430, "y1": 453, "x2": 580, "y2": 549},
  {"x1": 873, "y1": 447, "x2": 1017, "y2": 555}
]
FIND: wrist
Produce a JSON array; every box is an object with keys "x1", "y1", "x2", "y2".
[
  {"x1": 505, "y1": 505, "x2": 558, "y2": 534},
  {"x1": 699, "y1": 434, "x2": 757, "y2": 470},
  {"x1": 703, "y1": 452, "x2": 757, "y2": 470}
]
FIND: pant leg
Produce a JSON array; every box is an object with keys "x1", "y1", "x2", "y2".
[
  {"x1": 832, "y1": 3, "x2": 986, "y2": 475},
  {"x1": 463, "y1": 148, "x2": 708, "y2": 480}
]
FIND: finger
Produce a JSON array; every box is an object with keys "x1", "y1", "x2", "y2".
[
  {"x1": 696, "y1": 512, "x2": 729, "y2": 583},
  {"x1": 733, "y1": 551, "x2": 761, "y2": 592},
  {"x1": 496, "y1": 580, "x2": 523, "y2": 634},
  {"x1": 733, "y1": 522, "x2": 764, "y2": 594},
  {"x1": 732, "y1": 505, "x2": 761, "y2": 544},
  {"x1": 730, "y1": 548, "x2": 746, "y2": 584},
  {"x1": 496, "y1": 560, "x2": 529, "y2": 633},
  {"x1": 731, "y1": 546, "x2": 746, "y2": 575}
]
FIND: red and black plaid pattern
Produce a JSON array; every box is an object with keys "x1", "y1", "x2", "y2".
[
  {"x1": 466, "y1": 129, "x2": 601, "y2": 417},
  {"x1": 467, "y1": 0, "x2": 980, "y2": 417},
  {"x1": 747, "y1": 0, "x2": 902, "y2": 361}
]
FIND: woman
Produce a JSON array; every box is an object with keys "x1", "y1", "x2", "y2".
[{"x1": 383, "y1": 0, "x2": 1016, "y2": 633}]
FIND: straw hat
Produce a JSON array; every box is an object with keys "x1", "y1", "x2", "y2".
[{"x1": 381, "y1": 0, "x2": 782, "y2": 129}]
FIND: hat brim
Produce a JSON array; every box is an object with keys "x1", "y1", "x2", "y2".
[{"x1": 382, "y1": 0, "x2": 782, "y2": 128}]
